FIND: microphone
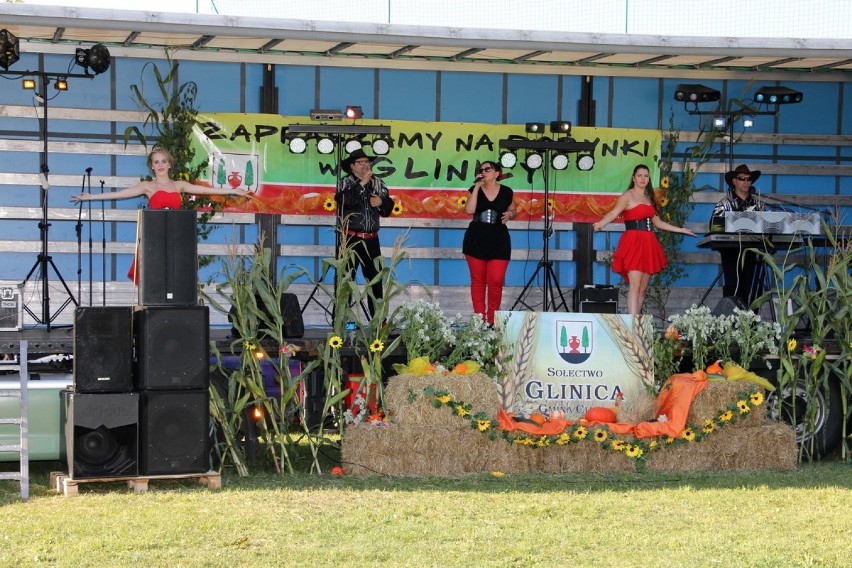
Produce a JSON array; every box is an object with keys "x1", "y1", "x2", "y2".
[{"x1": 85, "y1": 167, "x2": 93, "y2": 174}]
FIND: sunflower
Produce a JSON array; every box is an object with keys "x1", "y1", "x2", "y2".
[
  {"x1": 665, "y1": 436, "x2": 676, "y2": 444},
  {"x1": 787, "y1": 338, "x2": 797, "y2": 352},
  {"x1": 625, "y1": 445, "x2": 643, "y2": 458},
  {"x1": 370, "y1": 339, "x2": 384, "y2": 353},
  {"x1": 514, "y1": 437, "x2": 535, "y2": 446},
  {"x1": 681, "y1": 428, "x2": 696, "y2": 442},
  {"x1": 457, "y1": 195, "x2": 468, "y2": 207},
  {"x1": 703, "y1": 419, "x2": 716, "y2": 434},
  {"x1": 476, "y1": 419, "x2": 491, "y2": 432},
  {"x1": 750, "y1": 391, "x2": 764, "y2": 406},
  {"x1": 648, "y1": 440, "x2": 659, "y2": 451},
  {"x1": 323, "y1": 197, "x2": 336, "y2": 211},
  {"x1": 593, "y1": 429, "x2": 608, "y2": 443},
  {"x1": 719, "y1": 410, "x2": 734, "y2": 422},
  {"x1": 611, "y1": 439, "x2": 626, "y2": 451},
  {"x1": 660, "y1": 197, "x2": 669, "y2": 207},
  {"x1": 436, "y1": 394, "x2": 451, "y2": 404},
  {"x1": 455, "y1": 404, "x2": 470, "y2": 418},
  {"x1": 328, "y1": 335, "x2": 343, "y2": 349},
  {"x1": 392, "y1": 202, "x2": 404, "y2": 216},
  {"x1": 737, "y1": 400, "x2": 750, "y2": 414},
  {"x1": 556, "y1": 433, "x2": 571, "y2": 445},
  {"x1": 660, "y1": 176, "x2": 670, "y2": 189},
  {"x1": 535, "y1": 435, "x2": 550, "y2": 447},
  {"x1": 573, "y1": 426, "x2": 588, "y2": 440}
]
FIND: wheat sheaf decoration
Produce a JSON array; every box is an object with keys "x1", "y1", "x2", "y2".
[
  {"x1": 497, "y1": 312, "x2": 538, "y2": 409},
  {"x1": 599, "y1": 314, "x2": 655, "y2": 391}
]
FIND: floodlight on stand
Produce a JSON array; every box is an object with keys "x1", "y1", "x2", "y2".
[
  {"x1": 22, "y1": 78, "x2": 36, "y2": 90},
  {"x1": 713, "y1": 115, "x2": 727, "y2": 128},
  {"x1": 317, "y1": 137, "x2": 335, "y2": 155},
  {"x1": 310, "y1": 109, "x2": 342, "y2": 121},
  {"x1": 674, "y1": 83, "x2": 721, "y2": 103},
  {"x1": 345, "y1": 105, "x2": 363, "y2": 120},
  {"x1": 288, "y1": 137, "x2": 307, "y2": 154},
  {"x1": 499, "y1": 151, "x2": 517, "y2": 169},
  {"x1": 525, "y1": 122, "x2": 545, "y2": 134},
  {"x1": 525, "y1": 151, "x2": 543, "y2": 170},
  {"x1": 0, "y1": 28, "x2": 20, "y2": 71},
  {"x1": 551, "y1": 153, "x2": 569, "y2": 170},
  {"x1": 754, "y1": 86, "x2": 803, "y2": 105},
  {"x1": 54, "y1": 77, "x2": 68, "y2": 91},
  {"x1": 743, "y1": 117, "x2": 755, "y2": 128},
  {"x1": 74, "y1": 44, "x2": 111, "y2": 75},
  {"x1": 372, "y1": 136, "x2": 391, "y2": 155},
  {"x1": 550, "y1": 121, "x2": 572, "y2": 135},
  {"x1": 344, "y1": 138, "x2": 362, "y2": 153},
  {"x1": 576, "y1": 154, "x2": 595, "y2": 172}
]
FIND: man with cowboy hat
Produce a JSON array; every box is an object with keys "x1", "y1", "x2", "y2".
[
  {"x1": 709, "y1": 164, "x2": 767, "y2": 307},
  {"x1": 334, "y1": 148, "x2": 394, "y2": 318}
]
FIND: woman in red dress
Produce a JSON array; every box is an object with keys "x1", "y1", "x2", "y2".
[
  {"x1": 71, "y1": 146, "x2": 251, "y2": 281},
  {"x1": 593, "y1": 164, "x2": 695, "y2": 315}
]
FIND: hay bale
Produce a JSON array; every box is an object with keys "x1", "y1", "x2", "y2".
[
  {"x1": 646, "y1": 422, "x2": 797, "y2": 472},
  {"x1": 537, "y1": 442, "x2": 637, "y2": 474},
  {"x1": 341, "y1": 422, "x2": 532, "y2": 477},
  {"x1": 384, "y1": 373, "x2": 500, "y2": 428},
  {"x1": 687, "y1": 380, "x2": 766, "y2": 428}
]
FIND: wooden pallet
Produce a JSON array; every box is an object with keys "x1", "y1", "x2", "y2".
[{"x1": 49, "y1": 471, "x2": 221, "y2": 497}]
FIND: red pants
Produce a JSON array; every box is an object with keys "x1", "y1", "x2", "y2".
[{"x1": 465, "y1": 255, "x2": 509, "y2": 325}]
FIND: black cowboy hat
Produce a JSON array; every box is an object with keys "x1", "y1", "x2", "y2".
[
  {"x1": 724, "y1": 164, "x2": 761, "y2": 187},
  {"x1": 341, "y1": 148, "x2": 375, "y2": 175}
]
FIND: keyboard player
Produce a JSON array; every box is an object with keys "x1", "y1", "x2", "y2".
[{"x1": 709, "y1": 164, "x2": 767, "y2": 307}]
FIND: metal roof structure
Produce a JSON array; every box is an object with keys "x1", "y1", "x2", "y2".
[{"x1": 2, "y1": 4, "x2": 852, "y2": 79}]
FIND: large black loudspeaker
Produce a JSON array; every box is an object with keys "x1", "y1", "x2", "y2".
[
  {"x1": 62, "y1": 391, "x2": 139, "y2": 479},
  {"x1": 573, "y1": 286, "x2": 618, "y2": 313},
  {"x1": 73, "y1": 306, "x2": 134, "y2": 393},
  {"x1": 140, "y1": 390, "x2": 209, "y2": 475},
  {"x1": 136, "y1": 306, "x2": 209, "y2": 390},
  {"x1": 139, "y1": 209, "x2": 198, "y2": 306},
  {"x1": 228, "y1": 292, "x2": 304, "y2": 339}
]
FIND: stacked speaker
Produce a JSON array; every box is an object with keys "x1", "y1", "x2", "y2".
[{"x1": 63, "y1": 210, "x2": 209, "y2": 479}]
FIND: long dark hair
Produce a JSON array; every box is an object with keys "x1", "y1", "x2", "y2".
[{"x1": 628, "y1": 164, "x2": 656, "y2": 210}]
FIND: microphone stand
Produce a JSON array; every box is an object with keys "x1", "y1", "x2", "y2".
[
  {"x1": 100, "y1": 179, "x2": 106, "y2": 306},
  {"x1": 86, "y1": 168, "x2": 93, "y2": 306},
  {"x1": 76, "y1": 170, "x2": 86, "y2": 305}
]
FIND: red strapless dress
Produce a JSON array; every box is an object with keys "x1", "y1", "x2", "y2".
[
  {"x1": 611, "y1": 203, "x2": 667, "y2": 280},
  {"x1": 128, "y1": 191, "x2": 183, "y2": 282}
]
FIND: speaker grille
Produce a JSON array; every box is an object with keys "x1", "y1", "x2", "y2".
[
  {"x1": 63, "y1": 392, "x2": 139, "y2": 479},
  {"x1": 140, "y1": 390, "x2": 209, "y2": 475},
  {"x1": 139, "y1": 209, "x2": 198, "y2": 306},
  {"x1": 74, "y1": 307, "x2": 134, "y2": 393},
  {"x1": 136, "y1": 306, "x2": 209, "y2": 390}
]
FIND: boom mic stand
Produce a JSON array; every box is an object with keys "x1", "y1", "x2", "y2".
[{"x1": 100, "y1": 179, "x2": 107, "y2": 306}]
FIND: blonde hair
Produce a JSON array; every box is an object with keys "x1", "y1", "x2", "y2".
[{"x1": 147, "y1": 146, "x2": 174, "y2": 170}]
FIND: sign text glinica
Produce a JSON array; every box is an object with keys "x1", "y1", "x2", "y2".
[{"x1": 525, "y1": 380, "x2": 624, "y2": 402}]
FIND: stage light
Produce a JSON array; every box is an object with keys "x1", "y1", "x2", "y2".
[
  {"x1": 54, "y1": 77, "x2": 68, "y2": 91},
  {"x1": 345, "y1": 105, "x2": 363, "y2": 120},
  {"x1": 317, "y1": 137, "x2": 335, "y2": 154},
  {"x1": 74, "y1": 44, "x2": 111, "y2": 75},
  {"x1": 551, "y1": 153, "x2": 569, "y2": 170},
  {"x1": 288, "y1": 137, "x2": 307, "y2": 154},
  {"x1": 525, "y1": 151, "x2": 543, "y2": 170},
  {"x1": 310, "y1": 109, "x2": 342, "y2": 121},
  {"x1": 372, "y1": 136, "x2": 391, "y2": 155},
  {"x1": 673, "y1": 84, "x2": 721, "y2": 103},
  {"x1": 525, "y1": 122, "x2": 545, "y2": 134},
  {"x1": 22, "y1": 78, "x2": 36, "y2": 90},
  {"x1": 344, "y1": 138, "x2": 362, "y2": 153},
  {"x1": 499, "y1": 151, "x2": 517, "y2": 169},
  {"x1": 713, "y1": 115, "x2": 727, "y2": 128},
  {"x1": 743, "y1": 117, "x2": 755, "y2": 128},
  {"x1": 754, "y1": 86, "x2": 803, "y2": 105},
  {"x1": 0, "y1": 29, "x2": 20, "y2": 71},
  {"x1": 550, "y1": 121, "x2": 571, "y2": 135},
  {"x1": 577, "y1": 154, "x2": 595, "y2": 171}
]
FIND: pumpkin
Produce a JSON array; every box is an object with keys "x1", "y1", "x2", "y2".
[
  {"x1": 706, "y1": 360, "x2": 723, "y2": 375},
  {"x1": 550, "y1": 409, "x2": 566, "y2": 420},
  {"x1": 529, "y1": 412, "x2": 547, "y2": 426},
  {"x1": 584, "y1": 406, "x2": 617, "y2": 424}
]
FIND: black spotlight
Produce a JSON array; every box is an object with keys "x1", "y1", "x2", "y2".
[
  {"x1": 75, "y1": 44, "x2": 111, "y2": 75},
  {"x1": 0, "y1": 29, "x2": 20, "y2": 71},
  {"x1": 345, "y1": 105, "x2": 363, "y2": 120},
  {"x1": 525, "y1": 122, "x2": 545, "y2": 134},
  {"x1": 754, "y1": 86, "x2": 803, "y2": 105},
  {"x1": 550, "y1": 121, "x2": 571, "y2": 135},
  {"x1": 674, "y1": 84, "x2": 720, "y2": 103}
]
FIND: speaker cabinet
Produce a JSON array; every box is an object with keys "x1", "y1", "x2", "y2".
[
  {"x1": 136, "y1": 306, "x2": 209, "y2": 390},
  {"x1": 140, "y1": 390, "x2": 209, "y2": 475},
  {"x1": 228, "y1": 292, "x2": 304, "y2": 339},
  {"x1": 73, "y1": 306, "x2": 134, "y2": 393},
  {"x1": 573, "y1": 286, "x2": 618, "y2": 313},
  {"x1": 712, "y1": 295, "x2": 747, "y2": 316},
  {"x1": 62, "y1": 391, "x2": 139, "y2": 479},
  {"x1": 139, "y1": 209, "x2": 198, "y2": 306}
]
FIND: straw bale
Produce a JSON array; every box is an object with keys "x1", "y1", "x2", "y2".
[
  {"x1": 687, "y1": 380, "x2": 766, "y2": 428},
  {"x1": 384, "y1": 373, "x2": 500, "y2": 428},
  {"x1": 646, "y1": 422, "x2": 797, "y2": 472},
  {"x1": 536, "y1": 442, "x2": 638, "y2": 474}
]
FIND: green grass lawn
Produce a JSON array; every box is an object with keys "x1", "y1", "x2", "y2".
[{"x1": 2, "y1": 460, "x2": 852, "y2": 567}]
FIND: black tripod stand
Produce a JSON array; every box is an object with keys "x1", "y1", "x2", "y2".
[
  {"x1": 512, "y1": 159, "x2": 569, "y2": 312},
  {"x1": 21, "y1": 75, "x2": 77, "y2": 329}
]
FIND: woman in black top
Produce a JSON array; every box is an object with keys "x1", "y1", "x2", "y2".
[{"x1": 462, "y1": 160, "x2": 517, "y2": 325}]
